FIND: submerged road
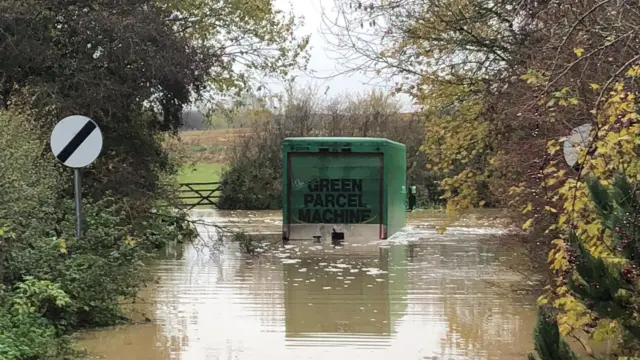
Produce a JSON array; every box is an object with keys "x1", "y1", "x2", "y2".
[{"x1": 77, "y1": 209, "x2": 541, "y2": 359}]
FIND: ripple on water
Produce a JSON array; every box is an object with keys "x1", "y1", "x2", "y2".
[{"x1": 76, "y1": 209, "x2": 538, "y2": 360}]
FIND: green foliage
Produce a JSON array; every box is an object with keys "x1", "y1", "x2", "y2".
[
  {"x1": 0, "y1": 279, "x2": 72, "y2": 359},
  {"x1": 218, "y1": 164, "x2": 282, "y2": 210},
  {"x1": 530, "y1": 173, "x2": 640, "y2": 358},
  {"x1": 0, "y1": 109, "x2": 198, "y2": 358},
  {"x1": 562, "y1": 174, "x2": 640, "y2": 351},
  {"x1": 527, "y1": 308, "x2": 581, "y2": 360},
  {"x1": 326, "y1": 0, "x2": 640, "y2": 356},
  {"x1": 0, "y1": 309, "x2": 62, "y2": 360},
  {"x1": 0, "y1": 0, "x2": 307, "y2": 213},
  {"x1": 0, "y1": 0, "x2": 306, "y2": 355},
  {"x1": 161, "y1": 0, "x2": 309, "y2": 94}
]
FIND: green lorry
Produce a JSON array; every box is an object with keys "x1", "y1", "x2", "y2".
[{"x1": 281, "y1": 137, "x2": 407, "y2": 242}]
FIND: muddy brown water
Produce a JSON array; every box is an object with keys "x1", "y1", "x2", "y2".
[{"x1": 76, "y1": 209, "x2": 543, "y2": 359}]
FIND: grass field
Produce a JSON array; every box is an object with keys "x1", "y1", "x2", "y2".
[{"x1": 177, "y1": 162, "x2": 227, "y2": 183}]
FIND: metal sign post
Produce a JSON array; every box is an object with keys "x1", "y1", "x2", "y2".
[
  {"x1": 74, "y1": 168, "x2": 82, "y2": 238},
  {"x1": 50, "y1": 115, "x2": 103, "y2": 240}
]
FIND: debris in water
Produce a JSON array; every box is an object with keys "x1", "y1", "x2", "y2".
[
  {"x1": 331, "y1": 263, "x2": 351, "y2": 268},
  {"x1": 363, "y1": 268, "x2": 388, "y2": 275},
  {"x1": 281, "y1": 258, "x2": 301, "y2": 264}
]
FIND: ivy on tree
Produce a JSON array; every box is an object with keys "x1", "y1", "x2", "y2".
[
  {"x1": 567, "y1": 174, "x2": 640, "y2": 350},
  {"x1": 531, "y1": 173, "x2": 640, "y2": 358},
  {"x1": 527, "y1": 307, "x2": 580, "y2": 360}
]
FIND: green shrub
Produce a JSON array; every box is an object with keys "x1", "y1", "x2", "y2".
[
  {"x1": 0, "y1": 279, "x2": 71, "y2": 360},
  {"x1": 0, "y1": 109, "x2": 198, "y2": 357},
  {"x1": 218, "y1": 165, "x2": 281, "y2": 210}
]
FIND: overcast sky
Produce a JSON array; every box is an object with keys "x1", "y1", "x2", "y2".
[{"x1": 271, "y1": 0, "x2": 414, "y2": 110}]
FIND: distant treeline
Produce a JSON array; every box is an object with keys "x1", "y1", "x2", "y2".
[{"x1": 213, "y1": 86, "x2": 444, "y2": 210}]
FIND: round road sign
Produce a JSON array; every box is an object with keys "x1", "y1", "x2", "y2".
[
  {"x1": 563, "y1": 123, "x2": 592, "y2": 168},
  {"x1": 50, "y1": 115, "x2": 103, "y2": 168}
]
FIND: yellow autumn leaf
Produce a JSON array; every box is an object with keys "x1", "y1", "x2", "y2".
[
  {"x1": 573, "y1": 47, "x2": 584, "y2": 57},
  {"x1": 589, "y1": 83, "x2": 600, "y2": 90},
  {"x1": 626, "y1": 65, "x2": 640, "y2": 78},
  {"x1": 124, "y1": 235, "x2": 137, "y2": 247},
  {"x1": 558, "y1": 323, "x2": 572, "y2": 335},
  {"x1": 522, "y1": 218, "x2": 534, "y2": 230},
  {"x1": 522, "y1": 202, "x2": 533, "y2": 214},
  {"x1": 584, "y1": 223, "x2": 601, "y2": 238},
  {"x1": 544, "y1": 206, "x2": 557, "y2": 213},
  {"x1": 58, "y1": 239, "x2": 68, "y2": 254},
  {"x1": 536, "y1": 295, "x2": 548, "y2": 306},
  {"x1": 556, "y1": 286, "x2": 569, "y2": 296}
]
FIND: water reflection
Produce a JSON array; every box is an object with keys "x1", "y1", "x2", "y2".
[
  {"x1": 77, "y1": 210, "x2": 538, "y2": 360},
  {"x1": 281, "y1": 244, "x2": 410, "y2": 346}
]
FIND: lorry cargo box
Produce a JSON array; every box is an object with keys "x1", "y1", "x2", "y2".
[{"x1": 281, "y1": 137, "x2": 407, "y2": 242}]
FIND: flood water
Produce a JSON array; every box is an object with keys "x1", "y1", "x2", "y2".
[{"x1": 76, "y1": 210, "x2": 542, "y2": 359}]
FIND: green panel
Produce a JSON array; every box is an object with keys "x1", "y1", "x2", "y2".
[
  {"x1": 282, "y1": 145, "x2": 289, "y2": 227},
  {"x1": 288, "y1": 153, "x2": 381, "y2": 225},
  {"x1": 384, "y1": 143, "x2": 407, "y2": 237}
]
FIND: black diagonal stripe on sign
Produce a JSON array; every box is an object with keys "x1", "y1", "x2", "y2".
[{"x1": 56, "y1": 120, "x2": 97, "y2": 163}]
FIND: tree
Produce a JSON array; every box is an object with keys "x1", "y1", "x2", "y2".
[
  {"x1": 204, "y1": 91, "x2": 275, "y2": 129},
  {"x1": 0, "y1": 0, "x2": 308, "y2": 210},
  {"x1": 563, "y1": 174, "x2": 640, "y2": 354},
  {"x1": 323, "y1": 0, "x2": 640, "y2": 354},
  {"x1": 162, "y1": 0, "x2": 310, "y2": 96},
  {"x1": 527, "y1": 307, "x2": 581, "y2": 360},
  {"x1": 320, "y1": 0, "x2": 540, "y2": 217}
]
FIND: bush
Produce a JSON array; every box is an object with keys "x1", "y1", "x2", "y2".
[
  {"x1": 0, "y1": 279, "x2": 71, "y2": 360},
  {"x1": 0, "y1": 110, "x2": 198, "y2": 358}
]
